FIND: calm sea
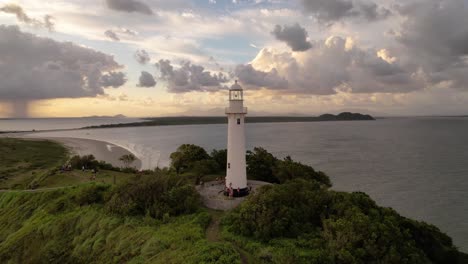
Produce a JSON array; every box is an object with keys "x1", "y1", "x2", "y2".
[
  {"x1": 0, "y1": 117, "x2": 142, "y2": 132},
  {"x1": 11, "y1": 117, "x2": 468, "y2": 252}
]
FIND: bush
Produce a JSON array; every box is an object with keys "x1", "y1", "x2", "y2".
[
  {"x1": 105, "y1": 174, "x2": 201, "y2": 219},
  {"x1": 170, "y1": 144, "x2": 210, "y2": 175},
  {"x1": 246, "y1": 147, "x2": 279, "y2": 183},
  {"x1": 275, "y1": 156, "x2": 332, "y2": 187},
  {"x1": 223, "y1": 180, "x2": 461, "y2": 264},
  {"x1": 69, "y1": 155, "x2": 99, "y2": 170},
  {"x1": 210, "y1": 149, "x2": 227, "y2": 172}
]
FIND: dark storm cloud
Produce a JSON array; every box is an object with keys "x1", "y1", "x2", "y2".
[
  {"x1": 134, "y1": 49, "x2": 151, "y2": 64},
  {"x1": 0, "y1": 25, "x2": 126, "y2": 100},
  {"x1": 155, "y1": 59, "x2": 228, "y2": 93},
  {"x1": 272, "y1": 24, "x2": 312, "y2": 52},
  {"x1": 138, "y1": 71, "x2": 157, "y2": 87},
  {"x1": 0, "y1": 3, "x2": 55, "y2": 31},
  {"x1": 395, "y1": 0, "x2": 468, "y2": 89},
  {"x1": 234, "y1": 64, "x2": 289, "y2": 89},
  {"x1": 300, "y1": 0, "x2": 390, "y2": 22},
  {"x1": 106, "y1": 0, "x2": 153, "y2": 15},
  {"x1": 105, "y1": 30, "x2": 120, "y2": 41}
]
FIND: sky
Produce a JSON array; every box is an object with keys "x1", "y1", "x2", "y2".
[{"x1": 0, "y1": 0, "x2": 468, "y2": 117}]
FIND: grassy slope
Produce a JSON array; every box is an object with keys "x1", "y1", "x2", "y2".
[
  {"x1": 2, "y1": 138, "x2": 467, "y2": 263},
  {"x1": 0, "y1": 138, "x2": 68, "y2": 189},
  {"x1": 0, "y1": 138, "x2": 132, "y2": 190},
  {"x1": 0, "y1": 139, "x2": 244, "y2": 263},
  {"x1": 0, "y1": 186, "x2": 240, "y2": 264}
]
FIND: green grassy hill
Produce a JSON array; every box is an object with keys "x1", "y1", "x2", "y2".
[
  {"x1": 0, "y1": 185, "x2": 239, "y2": 263},
  {"x1": 0, "y1": 139, "x2": 467, "y2": 263}
]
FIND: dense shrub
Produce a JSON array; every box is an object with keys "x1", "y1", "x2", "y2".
[
  {"x1": 210, "y1": 149, "x2": 227, "y2": 171},
  {"x1": 170, "y1": 144, "x2": 210, "y2": 174},
  {"x1": 246, "y1": 147, "x2": 279, "y2": 183},
  {"x1": 246, "y1": 147, "x2": 332, "y2": 186},
  {"x1": 224, "y1": 179, "x2": 331, "y2": 240},
  {"x1": 69, "y1": 155, "x2": 129, "y2": 172},
  {"x1": 69, "y1": 155, "x2": 99, "y2": 170},
  {"x1": 223, "y1": 179, "x2": 463, "y2": 264},
  {"x1": 275, "y1": 156, "x2": 332, "y2": 187},
  {"x1": 105, "y1": 174, "x2": 201, "y2": 219}
]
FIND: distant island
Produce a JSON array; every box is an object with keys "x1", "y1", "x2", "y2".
[
  {"x1": 82, "y1": 114, "x2": 127, "y2": 118},
  {"x1": 83, "y1": 112, "x2": 375, "y2": 129}
]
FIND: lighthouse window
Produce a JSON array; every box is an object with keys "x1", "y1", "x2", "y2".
[
  {"x1": 237, "y1": 118, "x2": 241, "y2": 125},
  {"x1": 228, "y1": 163, "x2": 230, "y2": 169}
]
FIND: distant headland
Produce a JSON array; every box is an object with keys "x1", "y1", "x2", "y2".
[{"x1": 83, "y1": 112, "x2": 375, "y2": 129}]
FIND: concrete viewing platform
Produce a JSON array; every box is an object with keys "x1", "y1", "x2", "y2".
[{"x1": 196, "y1": 180, "x2": 271, "y2": 211}]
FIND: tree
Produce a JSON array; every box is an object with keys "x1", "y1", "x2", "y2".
[
  {"x1": 169, "y1": 144, "x2": 210, "y2": 175},
  {"x1": 119, "y1": 154, "x2": 136, "y2": 168},
  {"x1": 246, "y1": 147, "x2": 279, "y2": 183},
  {"x1": 192, "y1": 159, "x2": 218, "y2": 185},
  {"x1": 210, "y1": 149, "x2": 227, "y2": 172},
  {"x1": 275, "y1": 156, "x2": 332, "y2": 187}
]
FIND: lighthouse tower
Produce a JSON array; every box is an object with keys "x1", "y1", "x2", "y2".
[{"x1": 225, "y1": 81, "x2": 249, "y2": 197}]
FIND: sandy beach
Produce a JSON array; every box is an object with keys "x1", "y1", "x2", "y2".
[{"x1": 1, "y1": 134, "x2": 142, "y2": 170}]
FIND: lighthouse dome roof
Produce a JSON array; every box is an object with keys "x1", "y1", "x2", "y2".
[{"x1": 230, "y1": 80, "x2": 243, "y2": 91}]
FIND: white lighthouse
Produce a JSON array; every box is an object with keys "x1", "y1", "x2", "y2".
[{"x1": 225, "y1": 81, "x2": 249, "y2": 197}]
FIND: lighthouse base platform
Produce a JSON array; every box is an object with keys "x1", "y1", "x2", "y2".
[{"x1": 196, "y1": 180, "x2": 271, "y2": 211}]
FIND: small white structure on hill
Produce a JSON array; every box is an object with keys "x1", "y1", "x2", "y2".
[{"x1": 225, "y1": 81, "x2": 249, "y2": 197}]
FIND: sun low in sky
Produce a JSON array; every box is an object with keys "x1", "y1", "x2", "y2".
[{"x1": 1, "y1": 0, "x2": 468, "y2": 117}]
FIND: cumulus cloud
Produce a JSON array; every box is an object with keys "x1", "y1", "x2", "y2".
[
  {"x1": 395, "y1": 0, "x2": 468, "y2": 89},
  {"x1": 234, "y1": 64, "x2": 288, "y2": 89},
  {"x1": 300, "y1": 0, "x2": 390, "y2": 22},
  {"x1": 138, "y1": 71, "x2": 157, "y2": 87},
  {"x1": 0, "y1": 25, "x2": 126, "y2": 115},
  {"x1": 134, "y1": 49, "x2": 151, "y2": 64},
  {"x1": 106, "y1": 0, "x2": 153, "y2": 15},
  {"x1": 272, "y1": 23, "x2": 312, "y2": 52},
  {"x1": 155, "y1": 59, "x2": 228, "y2": 93},
  {"x1": 101, "y1": 72, "x2": 127, "y2": 87},
  {"x1": 104, "y1": 30, "x2": 120, "y2": 41},
  {"x1": 0, "y1": 4, "x2": 55, "y2": 31},
  {"x1": 249, "y1": 36, "x2": 422, "y2": 95}
]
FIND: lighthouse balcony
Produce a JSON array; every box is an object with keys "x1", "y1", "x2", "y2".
[{"x1": 225, "y1": 107, "x2": 248, "y2": 114}]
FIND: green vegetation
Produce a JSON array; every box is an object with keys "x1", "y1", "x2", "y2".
[
  {"x1": 222, "y1": 180, "x2": 466, "y2": 263},
  {"x1": 119, "y1": 154, "x2": 137, "y2": 168},
  {"x1": 82, "y1": 112, "x2": 375, "y2": 129},
  {"x1": 169, "y1": 144, "x2": 224, "y2": 184},
  {"x1": 1, "y1": 138, "x2": 467, "y2": 263},
  {"x1": 0, "y1": 138, "x2": 68, "y2": 190},
  {"x1": 246, "y1": 147, "x2": 332, "y2": 187},
  {"x1": 0, "y1": 181, "x2": 239, "y2": 263}
]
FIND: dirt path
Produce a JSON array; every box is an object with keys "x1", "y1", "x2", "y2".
[
  {"x1": 206, "y1": 214, "x2": 249, "y2": 264},
  {"x1": 206, "y1": 216, "x2": 222, "y2": 242}
]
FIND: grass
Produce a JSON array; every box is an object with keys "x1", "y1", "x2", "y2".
[
  {"x1": 0, "y1": 138, "x2": 243, "y2": 263},
  {"x1": 39, "y1": 170, "x2": 133, "y2": 188},
  {"x1": 0, "y1": 186, "x2": 241, "y2": 263},
  {"x1": 0, "y1": 138, "x2": 68, "y2": 190}
]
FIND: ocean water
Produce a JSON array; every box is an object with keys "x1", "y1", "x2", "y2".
[
  {"x1": 25, "y1": 117, "x2": 468, "y2": 252},
  {"x1": 0, "y1": 117, "x2": 142, "y2": 132}
]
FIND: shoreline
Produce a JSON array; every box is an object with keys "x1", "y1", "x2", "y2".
[{"x1": 3, "y1": 135, "x2": 142, "y2": 170}]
